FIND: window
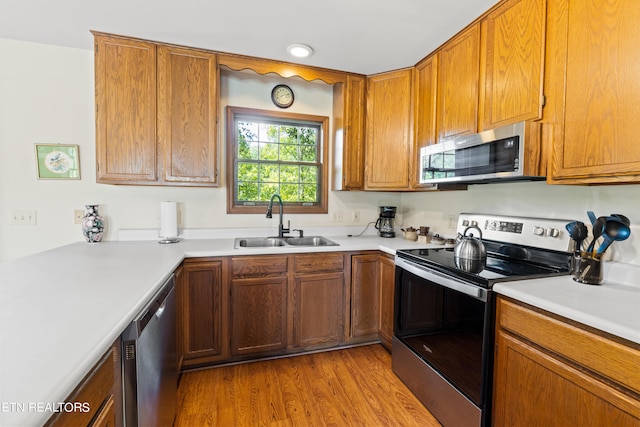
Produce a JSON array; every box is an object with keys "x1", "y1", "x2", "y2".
[{"x1": 226, "y1": 106, "x2": 328, "y2": 214}]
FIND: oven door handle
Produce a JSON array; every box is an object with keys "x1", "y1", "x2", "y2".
[{"x1": 395, "y1": 257, "x2": 487, "y2": 301}]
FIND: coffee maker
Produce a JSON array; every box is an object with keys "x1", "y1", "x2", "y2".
[{"x1": 375, "y1": 206, "x2": 396, "y2": 238}]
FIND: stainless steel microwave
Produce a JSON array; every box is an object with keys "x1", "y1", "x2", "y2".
[{"x1": 419, "y1": 121, "x2": 545, "y2": 184}]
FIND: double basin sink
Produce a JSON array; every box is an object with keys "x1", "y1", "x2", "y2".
[{"x1": 235, "y1": 236, "x2": 339, "y2": 249}]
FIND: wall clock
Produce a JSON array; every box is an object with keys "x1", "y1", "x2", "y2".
[{"x1": 271, "y1": 84, "x2": 294, "y2": 108}]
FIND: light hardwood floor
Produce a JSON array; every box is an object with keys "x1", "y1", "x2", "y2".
[{"x1": 175, "y1": 344, "x2": 442, "y2": 426}]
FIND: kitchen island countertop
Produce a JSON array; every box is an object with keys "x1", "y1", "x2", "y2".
[{"x1": 1, "y1": 236, "x2": 638, "y2": 426}]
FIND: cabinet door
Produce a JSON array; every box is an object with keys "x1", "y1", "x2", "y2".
[
  {"x1": 231, "y1": 276, "x2": 288, "y2": 356},
  {"x1": 377, "y1": 254, "x2": 395, "y2": 350},
  {"x1": 333, "y1": 74, "x2": 366, "y2": 190},
  {"x1": 180, "y1": 260, "x2": 227, "y2": 365},
  {"x1": 157, "y1": 46, "x2": 219, "y2": 186},
  {"x1": 293, "y1": 272, "x2": 344, "y2": 348},
  {"x1": 437, "y1": 24, "x2": 480, "y2": 141},
  {"x1": 95, "y1": 35, "x2": 157, "y2": 183},
  {"x1": 481, "y1": 0, "x2": 546, "y2": 129},
  {"x1": 350, "y1": 254, "x2": 380, "y2": 339},
  {"x1": 413, "y1": 54, "x2": 438, "y2": 188},
  {"x1": 493, "y1": 330, "x2": 640, "y2": 426},
  {"x1": 365, "y1": 68, "x2": 413, "y2": 190},
  {"x1": 549, "y1": 0, "x2": 640, "y2": 183}
]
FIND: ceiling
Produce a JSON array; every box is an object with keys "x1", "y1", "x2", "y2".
[{"x1": 1, "y1": 0, "x2": 499, "y2": 75}]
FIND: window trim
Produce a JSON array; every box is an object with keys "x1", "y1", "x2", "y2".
[{"x1": 226, "y1": 106, "x2": 329, "y2": 214}]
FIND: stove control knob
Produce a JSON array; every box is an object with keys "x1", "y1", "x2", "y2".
[
  {"x1": 548, "y1": 228, "x2": 560, "y2": 238},
  {"x1": 471, "y1": 220, "x2": 478, "y2": 227},
  {"x1": 462, "y1": 220, "x2": 470, "y2": 227},
  {"x1": 533, "y1": 226, "x2": 545, "y2": 236}
]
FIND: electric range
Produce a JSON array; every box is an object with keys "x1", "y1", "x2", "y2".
[{"x1": 392, "y1": 214, "x2": 573, "y2": 427}]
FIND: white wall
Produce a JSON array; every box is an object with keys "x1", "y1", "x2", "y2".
[
  {"x1": 0, "y1": 38, "x2": 397, "y2": 261},
  {"x1": 1, "y1": 38, "x2": 639, "y2": 265},
  {"x1": 400, "y1": 182, "x2": 640, "y2": 265}
]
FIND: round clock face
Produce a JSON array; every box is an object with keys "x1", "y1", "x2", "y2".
[{"x1": 271, "y1": 84, "x2": 294, "y2": 108}]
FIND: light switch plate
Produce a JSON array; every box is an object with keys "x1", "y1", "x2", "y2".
[{"x1": 10, "y1": 209, "x2": 37, "y2": 225}]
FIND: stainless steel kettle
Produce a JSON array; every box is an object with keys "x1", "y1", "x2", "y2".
[{"x1": 454, "y1": 225, "x2": 486, "y2": 270}]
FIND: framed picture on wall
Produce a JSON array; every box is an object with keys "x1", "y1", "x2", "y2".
[{"x1": 35, "y1": 144, "x2": 81, "y2": 179}]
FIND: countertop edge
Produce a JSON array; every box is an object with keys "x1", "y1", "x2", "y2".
[{"x1": 493, "y1": 275, "x2": 640, "y2": 345}]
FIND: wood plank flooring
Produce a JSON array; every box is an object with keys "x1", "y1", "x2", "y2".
[{"x1": 175, "y1": 344, "x2": 442, "y2": 426}]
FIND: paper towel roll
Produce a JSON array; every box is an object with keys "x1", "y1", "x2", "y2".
[{"x1": 160, "y1": 201, "x2": 179, "y2": 240}]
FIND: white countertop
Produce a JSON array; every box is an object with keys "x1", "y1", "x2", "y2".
[
  {"x1": 1, "y1": 234, "x2": 638, "y2": 426},
  {"x1": 0, "y1": 234, "x2": 434, "y2": 426},
  {"x1": 493, "y1": 262, "x2": 640, "y2": 344}
]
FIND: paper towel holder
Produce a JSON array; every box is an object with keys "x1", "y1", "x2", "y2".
[{"x1": 159, "y1": 237, "x2": 179, "y2": 244}]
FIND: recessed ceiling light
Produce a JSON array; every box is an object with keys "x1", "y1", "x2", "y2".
[{"x1": 286, "y1": 43, "x2": 314, "y2": 58}]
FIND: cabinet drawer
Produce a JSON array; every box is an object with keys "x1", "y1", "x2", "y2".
[
  {"x1": 45, "y1": 347, "x2": 116, "y2": 427},
  {"x1": 497, "y1": 297, "x2": 640, "y2": 394},
  {"x1": 294, "y1": 253, "x2": 344, "y2": 273},
  {"x1": 231, "y1": 255, "x2": 288, "y2": 277}
]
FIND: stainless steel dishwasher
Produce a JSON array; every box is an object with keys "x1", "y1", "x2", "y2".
[{"x1": 122, "y1": 274, "x2": 177, "y2": 427}]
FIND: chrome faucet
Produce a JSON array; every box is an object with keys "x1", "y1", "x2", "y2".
[{"x1": 266, "y1": 194, "x2": 290, "y2": 238}]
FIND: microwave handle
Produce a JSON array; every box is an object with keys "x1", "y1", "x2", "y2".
[{"x1": 395, "y1": 256, "x2": 487, "y2": 302}]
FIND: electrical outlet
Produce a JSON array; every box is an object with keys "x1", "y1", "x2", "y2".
[
  {"x1": 333, "y1": 211, "x2": 343, "y2": 222},
  {"x1": 74, "y1": 210, "x2": 84, "y2": 224},
  {"x1": 10, "y1": 209, "x2": 37, "y2": 225},
  {"x1": 352, "y1": 210, "x2": 360, "y2": 223}
]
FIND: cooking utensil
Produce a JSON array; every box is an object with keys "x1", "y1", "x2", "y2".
[
  {"x1": 566, "y1": 221, "x2": 588, "y2": 252},
  {"x1": 610, "y1": 213, "x2": 630, "y2": 226},
  {"x1": 587, "y1": 211, "x2": 597, "y2": 225},
  {"x1": 586, "y1": 216, "x2": 606, "y2": 255},
  {"x1": 597, "y1": 218, "x2": 631, "y2": 254},
  {"x1": 454, "y1": 225, "x2": 486, "y2": 264},
  {"x1": 566, "y1": 221, "x2": 589, "y2": 274}
]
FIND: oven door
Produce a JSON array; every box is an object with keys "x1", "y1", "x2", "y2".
[{"x1": 393, "y1": 257, "x2": 494, "y2": 409}]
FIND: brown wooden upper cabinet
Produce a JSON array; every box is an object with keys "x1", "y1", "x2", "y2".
[
  {"x1": 333, "y1": 75, "x2": 366, "y2": 190},
  {"x1": 480, "y1": 0, "x2": 546, "y2": 130},
  {"x1": 546, "y1": 0, "x2": 640, "y2": 184},
  {"x1": 365, "y1": 68, "x2": 414, "y2": 190},
  {"x1": 94, "y1": 33, "x2": 219, "y2": 186},
  {"x1": 94, "y1": 35, "x2": 157, "y2": 183},
  {"x1": 436, "y1": 24, "x2": 481, "y2": 142},
  {"x1": 412, "y1": 54, "x2": 438, "y2": 187}
]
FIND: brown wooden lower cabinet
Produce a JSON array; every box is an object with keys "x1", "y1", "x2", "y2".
[
  {"x1": 230, "y1": 275, "x2": 289, "y2": 357},
  {"x1": 45, "y1": 344, "x2": 121, "y2": 427},
  {"x1": 292, "y1": 272, "x2": 345, "y2": 348},
  {"x1": 178, "y1": 258, "x2": 228, "y2": 368},
  {"x1": 377, "y1": 253, "x2": 395, "y2": 350},
  {"x1": 493, "y1": 296, "x2": 640, "y2": 426},
  {"x1": 178, "y1": 251, "x2": 390, "y2": 369},
  {"x1": 350, "y1": 253, "x2": 380, "y2": 340}
]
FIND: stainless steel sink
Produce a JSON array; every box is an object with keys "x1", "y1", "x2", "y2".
[
  {"x1": 284, "y1": 236, "x2": 339, "y2": 246},
  {"x1": 234, "y1": 236, "x2": 339, "y2": 249},
  {"x1": 235, "y1": 237, "x2": 287, "y2": 248}
]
